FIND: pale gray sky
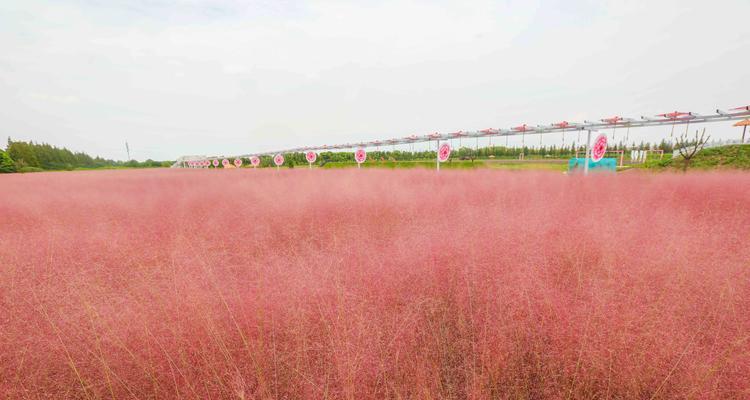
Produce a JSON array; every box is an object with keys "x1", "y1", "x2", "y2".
[{"x1": 1, "y1": 0, "x2": 748, "y2": 160}]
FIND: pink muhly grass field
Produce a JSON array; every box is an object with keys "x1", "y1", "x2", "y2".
[{"x1": 1, "y1": 168, "x2": 749, "y2": 399}]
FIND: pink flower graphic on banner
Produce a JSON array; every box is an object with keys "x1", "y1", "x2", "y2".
[
  {"x1": 234, "y1": 158, "x2": 243, "y2": 167},
  {"x1": 591, "y1": 134, "x2": 608, "y2": 162},
  {"x1": 212, "y1": 159, "x2": 219, "y2": 167},
  {"x1": 306, "y1": 151, "x2": 317, "y2": 163},
  {"x1": 354, "y1": 148, "x2": 367, "y2": 163},
  {"x1": 274, "y1": 154, "x2": 285, "y2": 166},
  {"x1": 438, "y1": 142, "x2": 452, "y2": 162},
  {"x1": 222, "y1": 159, "x2": 229, "y2": 166},
  {"x1": 249, "y1": 156, "x2": 260, "y2": 167}
]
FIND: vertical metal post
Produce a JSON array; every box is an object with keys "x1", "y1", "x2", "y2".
[
  {"x1": 625, "y1": 125, "x2": 630, "y2": 147},
  {"x1": 669, "y1": 121, "x2": 676, "y2": 146},
  {"x1": 435, "y1": 139, "x2": 440, "y2": 172},
  {"x1": 584, "y1": 130, "x2": 592, "y2": 175},
  {"x1": 436, "y1": 140, "x2": 440, "y2": 172}
]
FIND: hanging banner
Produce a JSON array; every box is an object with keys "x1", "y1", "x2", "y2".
[
  {"x1": 211, "y1": 159, "x2": 218, "y2": 167},
  {"x1": 234, "y1": 158, "x2": 243, "y2": 167},
  {"x1": 305, "y1": 151, "x2": 317, "y2": 163},
  {"x1": 438, "y1": 142, "x2": 452, "y2": 162},
  {"x1": 222, "y1": 159, "x2": 230, "y2": 167},
  {"x1": 354, "y1": 148, "x2": 367, "y2": 164},
  {"x1": 273, "y1": 154, "x2": 285, "y2": 167},
  {"x1": 591, "y1": 134, "x2": 608, "y2": 162},
  {"x1": 250, "y1": 156, "x2": 260, "y2": 167}
]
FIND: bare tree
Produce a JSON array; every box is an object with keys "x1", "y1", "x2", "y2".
[{"x1": 675, "y1": 128, "x2": 710, "y2": 171}]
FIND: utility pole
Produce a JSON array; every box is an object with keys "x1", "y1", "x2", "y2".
[{"x1": 125, "y1": 141, "x2": 131, "y2": 160}]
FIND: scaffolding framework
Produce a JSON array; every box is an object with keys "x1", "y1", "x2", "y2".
[{"x1": 173, "y1": 106, "x2": 749, "y2": 166}]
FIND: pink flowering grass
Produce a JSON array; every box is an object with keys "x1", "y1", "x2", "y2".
[{"x1": 1, "y1": 169, "x2": 749, "y2": 399}]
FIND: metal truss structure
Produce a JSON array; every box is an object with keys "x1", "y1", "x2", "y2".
[{"x1": 174, "y1": 105, "x2": 749, "y2": 167}]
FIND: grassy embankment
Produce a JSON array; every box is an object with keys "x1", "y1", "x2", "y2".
[
  {"x1": 321, "y1": 159, "x2": 568, "y2": 171},
  {"x1": 640, "y1": 145, "x2": 750, "y2": 170}
]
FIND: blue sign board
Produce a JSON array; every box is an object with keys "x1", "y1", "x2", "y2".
[{"x1": 568, "y1": 158, "x2": 617, "y2": 172}]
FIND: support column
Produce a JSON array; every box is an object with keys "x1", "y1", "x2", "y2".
[
  {"x1": 584, "y1": 130, "x2": 592, "y2": 175},
  {"x1": 436, "y1": 140, "x2": 440, "y2": 172}
]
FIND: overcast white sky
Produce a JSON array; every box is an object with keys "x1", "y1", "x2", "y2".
[{"x1": 1, "y1": 0, "x2": 748, "y2": 160}]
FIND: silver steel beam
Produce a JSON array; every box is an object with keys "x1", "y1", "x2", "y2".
[{"x1": 176, "y1": 107, "x2": 749, "y2": 165}]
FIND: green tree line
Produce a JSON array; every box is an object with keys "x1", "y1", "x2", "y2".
[
  {"x1": 2, "y1": 136, "x2": 674, "y2": 173},
  {"x1": 261, "y1": 140, "x2": 673, "y2": 166},
  {"x1": 1, "y1": 138, "x2": 172, "y2": 173}
]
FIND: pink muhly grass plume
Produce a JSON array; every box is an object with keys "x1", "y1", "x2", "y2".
[{"x1": 0, "y1": 168, "x2": 748, "y2": 399}]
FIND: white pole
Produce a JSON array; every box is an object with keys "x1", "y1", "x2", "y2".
[
  {"x1": 436, "y1": 140, "x2": 440, "y2": 172},
  {"x1": 584, "y1": 130, "x2": 592, "y2": 175}
]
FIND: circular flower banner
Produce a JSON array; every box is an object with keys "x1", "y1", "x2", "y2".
[
  {"x1": 354, "y1": 148, "x2": 367, "y2": 164},
  {"x1": 438, "y1": 142, "x2": 452, "y2": 162},
  {"x1": 234, "y1": 158, "x2": 243, "y2": 167},
  {"x1": 212, "y1": 159, "x2": 219, "y2": 167},
  {"x1": 591, "y1": 134, "x2": 608, "y2": 162},
  {"x1": 305, "y1": 151, "x2": 317, "y2": 163},
  {"x1": 249, "y1": 156, "x2": 260, "y2": 167},
  {"x1": 273, "y1": 154, "x2": 285, "y2": 166},
  {"x1": 221, "y1": 159, "x2": 229, "y2": 167}
]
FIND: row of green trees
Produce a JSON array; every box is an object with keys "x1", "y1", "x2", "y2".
[
  {"x1": 267, "y1": 140, "x2": 673, "y2": 165},
  {"x1": 205, "y1": 140, "x2": 672, "y2": 169},
  {"x1": 1, "y1": 136, "x2": 675, "y2": 173},
  {"x1": 1, "y1": 138, "x2": 172, "y2": 173}
]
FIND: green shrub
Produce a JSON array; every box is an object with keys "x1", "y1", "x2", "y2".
[
  {"x1": 0, "y1": 149, "x2": 15, "y2": 173},
  {"x1": 18, "y1": 166, "x2": 44, "y2": 173}
]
